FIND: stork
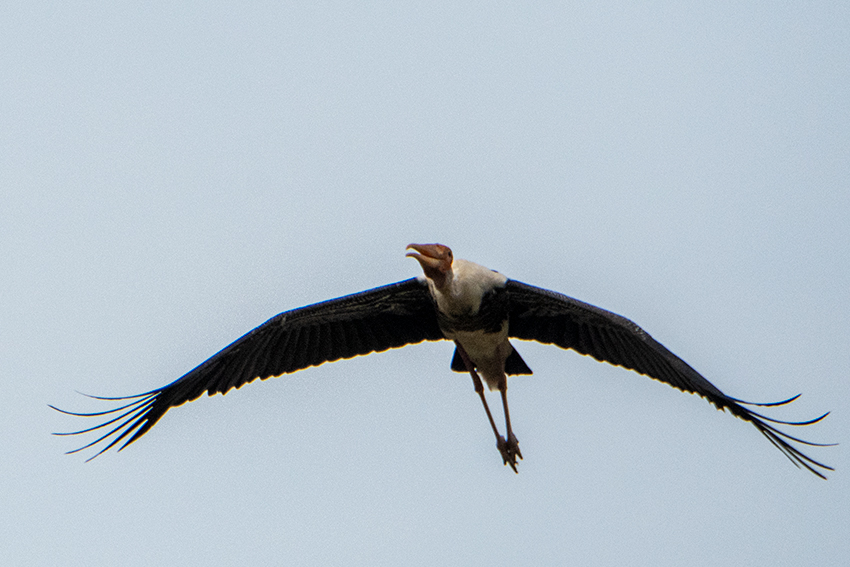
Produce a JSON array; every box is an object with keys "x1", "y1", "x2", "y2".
[{"x1": 52, "y1": 243, "x2": 833, "y2": 477}]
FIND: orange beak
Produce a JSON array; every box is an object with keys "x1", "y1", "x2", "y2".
[{"x1": 406, "y1": 243, "x2": 453, "y2": 287}]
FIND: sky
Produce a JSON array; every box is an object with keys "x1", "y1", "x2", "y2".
[{"x1": 2, "y1": 2, "x2": 848, "y2": 566}]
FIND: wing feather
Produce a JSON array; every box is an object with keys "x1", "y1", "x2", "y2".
[
  {"x1": 53, "y1": 278, "x2": 442, "y2": 459},
  {"x1": 505, "y1": 280, "x2": 833, "y2": 478}
]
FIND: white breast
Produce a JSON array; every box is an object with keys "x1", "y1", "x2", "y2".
[
  {"x1": 426, "y1": 258, "x2": 507, "y2": 316},
  {"x1": 423, "y1": 258, "x2": 510, "y2": 389}
]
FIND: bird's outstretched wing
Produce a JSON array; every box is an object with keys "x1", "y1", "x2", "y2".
[
  {"x1": 52, "y1": 278, "x2": 442, "y2": 460},
  {"x1": 505, "y1": 280, "x2": 834, "y2": 478}
]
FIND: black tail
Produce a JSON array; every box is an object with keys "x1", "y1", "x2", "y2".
[{"x1": 450, "y1": 345, "x2": 533, "y2": 375}]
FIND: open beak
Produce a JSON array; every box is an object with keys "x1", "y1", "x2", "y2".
[{"x1": 406, "y1": 243, "x2": 453, "y2": 286}]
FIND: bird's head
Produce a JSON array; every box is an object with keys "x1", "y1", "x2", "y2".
[{"x1": 406, "y1": 243, "x2": 453, "y2": 288}]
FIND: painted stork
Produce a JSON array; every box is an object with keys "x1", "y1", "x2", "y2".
[{"x1": 52, "y1": 243, "x2": 833, "y2": 477}]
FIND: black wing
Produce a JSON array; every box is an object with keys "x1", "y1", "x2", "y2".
[
  {"x1": 505, "y1": 280, "x2": 833, "y2": 478},
  {"x1": 52, "y1": 278, "x2": 442, "y2": 460}
]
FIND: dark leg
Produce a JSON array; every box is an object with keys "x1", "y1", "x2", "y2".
[{"x1": 454, "y1": 341, "x2": 521, "y2": 473}]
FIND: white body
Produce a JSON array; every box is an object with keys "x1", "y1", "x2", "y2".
[{"x1": 420, "y1": 258, "x2": 511, "y2": 390}]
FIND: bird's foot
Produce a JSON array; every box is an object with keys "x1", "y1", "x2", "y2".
[{"x1": 497, "y1": 432, "x2": 523, "y2": 473}]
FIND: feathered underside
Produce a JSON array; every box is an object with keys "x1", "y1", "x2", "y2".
[
  {"x1": 504, "y1": 280, "x2": 834, "y2": 478},
  {"x1": 51, "y1": 278, "x2": 443, "y2": 460}
]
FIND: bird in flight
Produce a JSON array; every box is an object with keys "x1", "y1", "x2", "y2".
[{"x1": 52, "y1": 243, "x2": 833, "y2": 476}]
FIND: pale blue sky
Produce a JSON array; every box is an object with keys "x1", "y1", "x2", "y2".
[{"x1": 2, "y1": 2, "x2": 848, "y2": 565}]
